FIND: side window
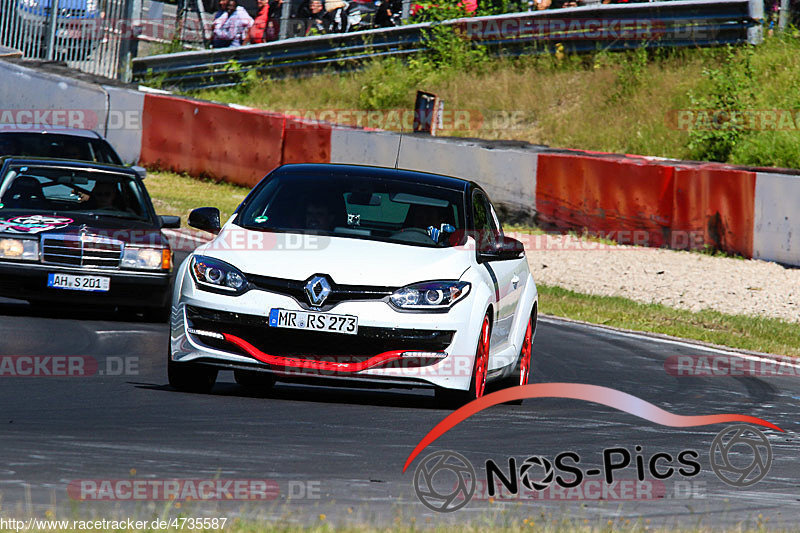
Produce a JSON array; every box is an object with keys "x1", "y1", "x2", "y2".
[
  {"x1": 488, "y1": 200, "x2": 503, "y2": 238},
  {"x1": 472, "y1": 191, "x2": 496, "y2": 253}
]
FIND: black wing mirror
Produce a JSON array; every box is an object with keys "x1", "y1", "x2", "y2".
[
  {"x1": 188, "y1": 207, "x2": 221, "y2": 234},
  {"x1": 478, "y1": 235, "x2": 525, "y2": 262},
  {"x1": 159, "y1": 215, "x2": 181, "y2": 229}
]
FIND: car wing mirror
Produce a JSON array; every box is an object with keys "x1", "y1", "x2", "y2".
[
  {"x1": 131, "y1": 165, "x2": 147, "y2": 179},
  {"x1": 160, "y1": 215, "x2": 181, "y2": 229},
  {"x1": 479, "y1": 235, "x2": 525, "y2": 262},
  {"x1": 188, "y1": 207, "x2": 221, "y2": 234}
]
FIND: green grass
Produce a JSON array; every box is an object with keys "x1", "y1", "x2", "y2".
[
  {"x1": 537, "y1": 284, "x2": 800, "y2": 357},
  {"x1": 184, "y1": 32, "x2": 800, "y2": 168},
  {"x1": 143, "y1": 170, "x2": 250, "y2": 226}
]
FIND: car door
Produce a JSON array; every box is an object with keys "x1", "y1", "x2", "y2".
[{"x1": 472, "y1": 189, "x2": 522, "y2": 350}]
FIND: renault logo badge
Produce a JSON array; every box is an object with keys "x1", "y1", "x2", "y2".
[{"x1": 304, "y1": 276, "x2": 331, "y2": 306}]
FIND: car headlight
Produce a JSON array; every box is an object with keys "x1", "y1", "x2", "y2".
[
  {"x1": 390, "y1": 281, "x2": 471, "y2": 311},
  {"x1": 121, "y1": 247, "x2": 171, "y2": 270},
  {"x1": 190, "y1": 255, "x2": 248, "y2": 294},
  {"x1": 0, "y1": 238, "x2": 39, "y2": 261}
]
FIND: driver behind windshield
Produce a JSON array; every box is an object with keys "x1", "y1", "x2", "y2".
[
  {"x1": 89, "y1": 181, "x2": 120, "y2": 209},
  {"x1": 305, "y1": 199, "x2": 337, "y2": 231}
]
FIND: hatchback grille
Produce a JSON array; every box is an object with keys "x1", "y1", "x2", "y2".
[{"x1": 42, "y1": 235, "x2": 122, "y2": 268}]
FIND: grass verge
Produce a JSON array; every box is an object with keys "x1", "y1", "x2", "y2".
[
  {"x1": 145, "y1": 171, "x2": 798, "y2": 357},
  {"x1": 538, "y1": 284, "x2": 800, "y2": 357},
  {"x1": 143, "y1": 170, "x2": 249, "y2": 226}
]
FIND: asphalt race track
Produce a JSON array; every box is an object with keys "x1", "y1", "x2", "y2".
[{"x1": 0, "y1": 287, "x2": 798, "y2": 528}]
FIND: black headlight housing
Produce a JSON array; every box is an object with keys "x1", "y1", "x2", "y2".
[{"x1": 190, "y1": 255, "x2": 248, "y2": 295}]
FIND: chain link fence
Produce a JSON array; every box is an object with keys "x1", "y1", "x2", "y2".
[{"x1": 0, "y1": 0, "x2": 137, "y2": 80}]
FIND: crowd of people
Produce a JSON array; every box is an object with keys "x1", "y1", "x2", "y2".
[
  {"x1": 211, "y1": 0, "x2": 285, "y2": 47},
  {"x1": 208, "y1": 0, "x2": 800, "y2": 48}
]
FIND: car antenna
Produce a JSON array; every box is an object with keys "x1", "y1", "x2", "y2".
[{"x1": 394, "y1": 127, "x2": 403, "y2": 170}]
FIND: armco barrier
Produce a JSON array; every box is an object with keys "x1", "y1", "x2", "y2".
[
  {"x1": 139, "y1": 94, "x2": 285, "y2": 188},
  {"x1": 132, "y1": 0, "x2": 763, "y2": 92}
]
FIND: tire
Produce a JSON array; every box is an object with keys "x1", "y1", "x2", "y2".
[
  {"x1": 234, "y1": 369, "x2": 275, "y2": 394},
  {"x1": 168, "y1": 358, "x2": 217, "y2": 393},
  {"x1": 436, "y1": 313, "x2": 491, "y2": 408},
  {"x1": 496, "y1": 309, "x2": 536, "y2": 405}
]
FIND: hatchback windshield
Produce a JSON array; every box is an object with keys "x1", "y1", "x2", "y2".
[
  {"x1": 0, "y1": 164, "x2": 152, "y2": 222},
  {"x1": 238, "y1": 173, "x2": 465, "y2": 247},
  {"x1": 0, "y1": 133, "x2": 122, "y2": 164}
]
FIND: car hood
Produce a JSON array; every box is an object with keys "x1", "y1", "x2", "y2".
[
  {"x1": 198, "y1": 227, "x2": 472, "y2": 287},
  {"x1": 0, "y1": 211, "x2": 165, "y2": 246}
]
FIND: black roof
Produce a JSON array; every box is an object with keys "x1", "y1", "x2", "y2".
[
  {"x1": 0, "y1": 156, "x2": 138, "y2": 177},
  {"x1": 274, "y1": 163, "x2": 472, "y2": 192}
]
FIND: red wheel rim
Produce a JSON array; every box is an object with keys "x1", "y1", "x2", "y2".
[
  {"x1": 474, "y1": 316, "x2": 490, "y2": 398},
  {"x1": 519, "y1": 316, "x2": 533, "y2": 386}
]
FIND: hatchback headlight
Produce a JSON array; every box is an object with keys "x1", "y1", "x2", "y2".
[
  {"x1": 121, "y1": 247, "x2": 171, "y2": 270},
  {"x1": 190, "y1": 255, "x2": 248, "y2": 293},
  {"x1": 0, "y1": 238, "x2": 39, "y2": 261},
  {"x1": 390, "y1": 281, "x2": 471, "y2": 311}
]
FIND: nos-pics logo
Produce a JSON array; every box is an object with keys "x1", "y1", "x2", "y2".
[{"x1": 412, "y1": 425, "x2": 773, "y2": 513}]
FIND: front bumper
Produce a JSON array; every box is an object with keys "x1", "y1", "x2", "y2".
[
  {"x1": 170, "y1": 280, "x2": 482, "y2": 391},
  {"x1": 0, "y1": 260, "x2": 171, "y2": 308}
]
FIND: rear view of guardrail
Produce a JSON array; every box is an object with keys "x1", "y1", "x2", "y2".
[
  {"x1": 132, "y1": 0, "x2": 763, "y2": 92},
  {"x1": 0, "y1": 0, "x2": 136, "y2": 80}
]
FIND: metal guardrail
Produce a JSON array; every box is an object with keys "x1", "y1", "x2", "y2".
[{"x1": 132, "y1": 0, "x2": 763, "y2": 92}]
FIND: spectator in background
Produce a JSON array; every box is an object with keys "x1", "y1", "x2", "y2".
[
  {"x1": 249, "y1": 0, "x2": 270, "y2": 43},
  {"x1": 212, "y1": 0, "x2": 253, "y2": 47},
  {"x1": 266, "y1": 0, "x2": 284, "y2": 40},
  {"x1": 374, "y1": 0, "x2": 400, "y2": 27},
  {"x1": 305, "y1": 0, "x2": 334, "y2": 33}
]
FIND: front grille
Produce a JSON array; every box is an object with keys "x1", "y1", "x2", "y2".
[
  {"x1": 42, "y1": 234, "x2": 122, "y2": 268},
  {"x1": 186, "y1": 305, "x2": 454, "y2": 362},
  {"x1": 246, "y1": 273, "x2": 395, "y2": 309}
]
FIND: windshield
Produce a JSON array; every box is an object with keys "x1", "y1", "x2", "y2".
[
  {"x1": 0, "y1": 164, "x2": 153, "y2": 222},
  {"x1": 238, "y1": 173, "x2": 465, "y2": 247},
  {"x1": 0, "y1": 133, "x2": 122, "y2": 164}
]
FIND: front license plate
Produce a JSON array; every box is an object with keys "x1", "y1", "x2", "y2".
[
  {"x1": 269, "y1": 308, "x2": 358, "y2": 335},
  {"x1": 47, "y1": 273, "x2": 110, "y2": 292}
]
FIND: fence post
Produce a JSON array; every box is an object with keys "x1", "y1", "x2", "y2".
[
  {"x1": 779, "y1": 0, "x2": 789, "y2": 30},
  {"x1": 748, "y1": 0, "x2": 763, "y2": 44},
  {"x1": 279, "y1": 0, "x2": 291, "y2": 40},
  {"x1": 118, "y1": 0, "x2": 137, "y2": 82},
  {"x1": 45, "y1": 0, "x2": 60, "y2": 60}
]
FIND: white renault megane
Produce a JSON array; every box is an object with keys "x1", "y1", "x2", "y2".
[{"x1": 168, "y1": 163, "x2": 538, "y2": 404}]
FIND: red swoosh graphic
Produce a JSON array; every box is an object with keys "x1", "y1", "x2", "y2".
[{"x1": 403, "y1": 383, "x2": 784, "y2": 472}]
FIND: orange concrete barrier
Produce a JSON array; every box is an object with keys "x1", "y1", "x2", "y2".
[
  {"x1": 672, "y1": 165, "x2": 755, "y2": 257},
  {"x1": 281, "y1": 116, "x2": 332, "y2": 165},
  {"x1": 140, "y1": 94, "x2": 285, "y2": 188},
  {"x1": 535, "y1": 153, "x2": 675, "y2": 247}
]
